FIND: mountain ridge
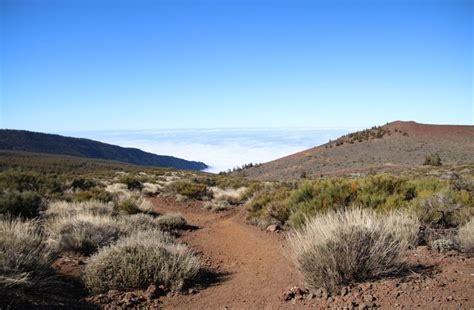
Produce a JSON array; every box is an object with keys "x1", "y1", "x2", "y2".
[
  {"x1": 235, "y1": 121, "x2": 474, "y2": 181},
  {"x1": 0, "y1": 129, "x2": 208, "y2": 171}
]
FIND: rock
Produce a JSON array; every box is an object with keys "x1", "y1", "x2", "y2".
[
  {"x1": 120, "y1": 292, "x2": 138, "y2": 306},
  {"x1": 363, "y1": 294, "x2": 375, "y2": 302},
  {"x1": 327, "y1": 297, "x2": 334, "y2": 303},
  {"x1": 446, "y1": 296, "x2": 453, "y2": 301},
  {"x1": 282, "y1": 286, "x2": 309, "y2": 301},
  {"x1": 188, "y1": 288, "x2": 197, "y2": 295},
  {"x1": 144, "y1": 284, "x2": 158, "y2": 300},
  {"x1": 359, "y1": 302, "x2": 375, "y2": 309},
  {"x1": 314, "y1": 288, "x2": 325, "y2": 298},
  {"x1": 266, "y1": 224, "x2": 280, "y2": 232},
  {"x1": 282, "y1": 290, "x2": 295, "y2": 301},
  {"x1": 306, "y1": 293, "x2": 315, "y2": 300},
  {"x1": 341, "y1": 286, "x2": 349, "y2": 296}
]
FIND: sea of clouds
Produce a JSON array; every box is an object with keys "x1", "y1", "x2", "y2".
[{"x1": 66, "y1": 128, "x2": 353, "y2": 173}]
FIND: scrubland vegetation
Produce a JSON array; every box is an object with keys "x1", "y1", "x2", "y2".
[
  {"x1": 83, "y1": 230, "x2": 200, "y2": 293},
  {"x1": 0, "y1": 153, "x2": 206, "y2": 307},
  {"x1": 245, "y1": 172, "x2": 473, "y2": 230},
  {"x1": 0, "y1": 152, "x2": 473, "y2": 305},
  {"x1": 289, "y1": 208, "x2": 418, "y2": 292}
]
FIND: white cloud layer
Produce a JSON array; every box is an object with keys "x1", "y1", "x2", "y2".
[{"x1": 66, "y1": 128, "x2": 352, "y2": 173}]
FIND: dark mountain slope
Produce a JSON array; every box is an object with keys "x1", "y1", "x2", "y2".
[
  {"x1": 0, "y1": 129, "x2": 208, "y2": 171},
  {"x1": 237, "y1": 121, "x2": 474, "y2": 181}
]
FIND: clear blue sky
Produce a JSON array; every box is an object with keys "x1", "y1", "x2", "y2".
[{"x1": 1, "y1": 0, "x2": 472, "y2": 131}]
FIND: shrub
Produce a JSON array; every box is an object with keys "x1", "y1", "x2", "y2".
[
  {"x1": 70, "y1": 178, "x2": 96, "y2": 191},
  {"x1": 0, "y1": 216, "x2": 62, "y2": 307},
  {"x1": 169, "y1": 181, "x2": 209, "y2": 200},
  {"x1": 430, "y1": 239, "x2": 454, "y2": 253},
  {"x1": 290, "y1": 208, "x2": 418, "y2": 292},
  {"x1": 137, "y1": 198, "x2": 155, "y2": 214},
  {"x1": 0, "y1": 170, "x2": 62, "y2": 198},
  {"x1": 0, "y1": 171, "x2": 43, "y2": 192},
  {"x1": 0, "y1": 191, "x2": 44, "y2": 218},
  {"x1": 458, "y1": 218, "x2": 474, "y2": 255},
  {"x1": 418, "y1": 193, "x2": 466, "y2": 228},
  {"x1": 118, "y1": 176, "x2": 143, "y2": 191},
  {"x1": 203, "y1": 200, "x2": 232, "y2": 212},
  {"x1": 45, "y1": 200, "x2": 116, "y2": 217},
  {"x1": 45, "y1": 213, "x2": 125, "y2": 255},
  {"x1": 156, "y1": 213, "x2": 188, "y2": 230},
  {"x1": 72, "y1": 188, "x2": 114, "y2": 203},
  {"x1": 142, "y1": 182, "x2": 161, "y2": 196},
  {"x1": 423, "y1": 153, "x2": 442, "y2": 166},
  {"x1": 82, "y1": 230, "x2": 200, "y2": 293},
  {"x1": 119, "y1": 213, "x2": 163, "y2": 233},
  {"x1": 116, "y1": 198, "x2": 141, "y2": 215}
]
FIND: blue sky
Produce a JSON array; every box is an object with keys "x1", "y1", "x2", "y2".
[{"x1": 1, "y1": 0, "x2": 472, "y2": 132}]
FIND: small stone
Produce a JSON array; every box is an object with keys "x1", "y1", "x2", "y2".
[
  {"x1": 282, "y1": 290, "x2": 295, "y2": 301},
  {"x1": 341, "y1": 286, "x2": 349, "y2": 296},
  {"x1": 363, "y1": 294, "x2": 375, "y2": 302},
  {"x1": 144, "y1": 284, "x2": 158, "y2": 300},
  {"x1": 266, "y1": 224, "x2": 280, "y2": 232},
  {"x1": 306, "y1": 293, "x2": 315, "y2": 300},
  {"x1": 446, "y1": 296, "x2": 453, "y2": 301},
  {"x1": 188, "y1": 288, "x2": 197, "y2": 295},
  {"x1": 359, "y1": 302, "x2": 375, "y2": 309},
  {"x1": 327, "y1": 297, "x2": 334, "y2": 303},
  {"x1": 315, "y1": 288, "x2": 325, "y2": 298}
]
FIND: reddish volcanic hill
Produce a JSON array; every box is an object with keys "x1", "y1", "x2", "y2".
[{"x1": 238, "y1": 121, "x2": 474, "y2": 181}]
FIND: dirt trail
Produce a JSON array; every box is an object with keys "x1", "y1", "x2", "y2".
[
  {"x1": 150, "y1": 197, "x2": 474, "y2": 309},
  {"x1": 150, "y1": 197, "x2": 304, "y2": 309}
]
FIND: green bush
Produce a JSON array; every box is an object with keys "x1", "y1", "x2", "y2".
[
  {"x1": 0, "y1": 171, "x2": 43, "y2": 192},
  {"x1": 169, "y1": 181, "x2": 209, "y2": 200},
  {"x1": 0, "y1": 170, "x2": 63, "y2": 197},
  {"x1": 82, "y1": 230, "x2": 200, "y2": 293},
  {"x1": 245, "y1": 174, "x2": 470, "y2": 229},
  {"x1": 118, "y1": 176, "x2": 144, "y2": 191},
  {"x1": 115, "y1": 198, "x2": 141, "y2": 215},
  {"x1": 72, "y1": 188, "x2": 114, "y2": 202},
  {"x1": 423, "y1": 153, "x2": 442, "y2": 166},
  {"x1": 70, "y1": 178, "x2": 97, "y2": 191},
  {"x1": 0, "y1": 191, "x2": 44, "y2": 218},
  {"x1": 417, "y1": 193, "x2": 467, "y2": 228}
]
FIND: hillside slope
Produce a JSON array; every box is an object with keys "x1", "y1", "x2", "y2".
[
  {"x1": 238, "y1": 121, "x2": 474, "y2": 181},
  {"x1": 0, "y1": 129, "x2": 208, "y2": 171}
]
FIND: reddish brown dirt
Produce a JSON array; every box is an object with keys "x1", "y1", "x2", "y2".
[
  {"x1": 150, "y1": 196, "x2": 305, "y2": 309},
  {"x1": 240, "y1": 121, "x2": 474, "y2": 181},
  {"x1": 51, "y1": 197, "x2": 474, "y2": 309},
  {"x1": 149, "y1": 197, "x2": 474, "y2": 309}
]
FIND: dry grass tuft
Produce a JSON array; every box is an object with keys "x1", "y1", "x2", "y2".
[
  {"x1": 289, "y1": 208, "x2": 418, "y2": 292},
  {"x1": 142, "y1": 182, "x2": 162, "y2": 196},
  {"x1": 156, "y1": 213, "x2": 188, "y2": 230},
  {"x1": 0, "y1": 216, "x2": 64, "y2": 307},
  {"x1": 458, "y1": 217, "x2": 474, "y2": 255},
  {"x1": 45, "y1": 200, "x2": 116, "y2": 217},
  {"x1": 44, "y1": 213, "x2": 125, "y2": 255},
  {"x1": 119, "y1": 213, "x2": 163, "y2": 233},
  {"x1": 82, "y1": 230, "x2": 200, "y2": 293}
]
